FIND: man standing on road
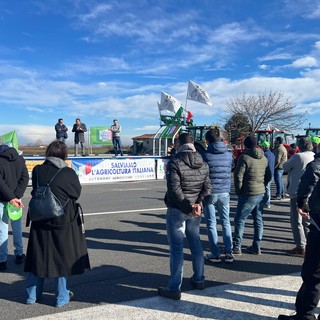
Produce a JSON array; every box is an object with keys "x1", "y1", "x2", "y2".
[
  {"x1": 202, "y1": 130, "x2": 234, "y2": 263},
  {"x1": 0, "y1": 140, "x2": 29, "y2": 271},
  {"x1": 273, "y1": 136, "x2": 288, "y2": 200},
  {"x1": 55, "y1": 118, "x2": 68, "y2": 143},
  {"x1": 233, "y1": 136, "x2": 271, "y2": 255},
  {"x1": 260, "y1": 141, "x2": 275, "y2": 209},
  {"x1": 72, "y1": 118, "x2": 87, "y2": 156},
  {"x1": 283, "y1": 137, "x2": 314, "y2": 257},
  {"x1": 111, "y1": 119, "x2": 123, "y2": 156},
  {"x1": 158, "y1": 132, "x2": 211, "y2": 300},
  {"x1": 278, "y1": 142, "x2": 320, "y2": 320}
]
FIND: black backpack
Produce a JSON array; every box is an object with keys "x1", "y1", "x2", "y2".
[{"x1": 28, "y1": 167, "x2": 69, "y2": 221}]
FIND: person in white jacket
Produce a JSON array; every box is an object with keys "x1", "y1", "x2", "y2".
[{"x1": 283, "y1": 137, "x2": 314, "y2": 257}]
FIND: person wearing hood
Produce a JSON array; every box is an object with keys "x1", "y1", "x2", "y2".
[
  {"x1": 158, "y1": 133, "x2": 212, "y2": 300},
  {"x1": 24, "y1": 140, "x2": 90, "y2": 307},
  {"x1": 202, "y1": 130, "x2": 234, "y2": 263},
  {"x1": 233, "y1": 136, "x2": 271, "y2": 255},
  {"x1": 0, "y1": 140, "x2": 29, "y2": 271}
]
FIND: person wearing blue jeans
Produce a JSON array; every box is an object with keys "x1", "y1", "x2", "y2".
[
  {"x1": 111, "y1": 119, "x2": 123, "y2": 156},
  {"x1": 158, "y1": 133, "x2": 211, "y2": 300},
  {"x1": 0, "y1": 202, "x2": 24, "y2": 262},
  {"x1": 26, "y1": 273, "x2": 72, "y2": 307},
  {"x1": 273, "y1": 137, "x2": 288, "y2": 199},
  {"x1": 202, "y1": 130, "x2": 233, "y2": 263},
  {"x1": 233, "y1": 136, "x2": 271, "y2": 255},
  {"x1": 166, "y1": 208, "x2": 204, "y2": 291},
  {"x1": 260, "y1": 141, "x2": 275, "y2": 208},
  {"x1": 274, "y1": 169, "x2": 285, "y2": 198},
  {"x1": 233, "y1": 194, "x2": 264, "y2": 253},
  {"x1": 204, "y1": 194, "x2": 233, "y2": 262},
  {"x1": 0, "y1": 143, "x2": 29, "y2": 271}
]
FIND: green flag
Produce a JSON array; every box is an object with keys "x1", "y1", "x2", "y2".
[
  {"x1": 90, "y1": 127, "x2": 113, "y2": 146},
  {"x1": 0, "y1": 131, "x2": 19, "y2": 150}
]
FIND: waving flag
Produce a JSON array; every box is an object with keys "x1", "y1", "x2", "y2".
[
  {"x1": 0, "y1": 130, "x2": 19, "y2": 150},
  {"x1": 187, "y1": 80, "x2": 212, "y2": 106},
  {"x1": 160, "y1": 91, "x2": 182, "y2": 113}
]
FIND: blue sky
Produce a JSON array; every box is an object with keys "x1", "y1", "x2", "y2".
[{"x1": 1, "y1": 0, "x2": 320, "y2": 145}]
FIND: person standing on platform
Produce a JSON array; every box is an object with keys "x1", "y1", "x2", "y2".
[
  {"x1": 55, "y1": 118, "x2": 68, "y2": 143},
  {"x1": 111, "y1": 119, "x2": 123, "y2": 156},
  {"x1": 72, "y1": 118, "x2": 87, "y2": 156}
]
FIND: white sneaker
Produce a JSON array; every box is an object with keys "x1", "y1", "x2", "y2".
[{"x1": 205, "y1": 254, "x2": 222, "y2": 263}]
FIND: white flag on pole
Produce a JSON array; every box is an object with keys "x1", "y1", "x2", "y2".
[
  {"x1": 187, "y1": 80, "x2": 212, "y2": 106},
  {"x1": 161, "y1": 91, "x2": 182, "y2": 113}
]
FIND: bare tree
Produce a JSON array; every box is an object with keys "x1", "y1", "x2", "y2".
[{"x1": 225, "y1": 91, "x2": 306, "y2": 133}]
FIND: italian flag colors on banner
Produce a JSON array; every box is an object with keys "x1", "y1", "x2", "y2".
[
  {"x1": 0, "y1": 131, "x2": 19, "y2": 150},
  {"x1": 90, "y1": 127, "x2": 113, "y2": 146}
]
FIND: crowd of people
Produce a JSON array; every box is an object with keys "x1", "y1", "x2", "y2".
[
  {"x1": 1, "y1": 125, "x2": 320, "y2": 318},
  {"x1": 159, "y1": 131, "x2": 320, "y2": 320}
]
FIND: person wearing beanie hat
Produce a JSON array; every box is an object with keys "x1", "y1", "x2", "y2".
[
  {"x1": 233, "y1": 135, "x2": 272, "y2": 255},
  {"x1": 273, "y1": 136, "x2": 288, "y2": 200},
  {"x1": 243, "y1": 135, "x2": 257, "y2": 149},
  {"x1": 283, "y1": 137, "x2": 314, "y2": 257},
  {"x1": 260, "y1": 141, "x2": 275, "y2": 209}
]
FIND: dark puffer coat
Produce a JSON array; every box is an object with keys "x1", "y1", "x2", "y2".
[
  {"x1": 297, "y1": 153, "x2": 320, "y2": 227},
  {"x1": 164, "y1": 146, "x2": 212, "y2": 214},
  {"x1": 234, "y1": 147, "x2": 271, "y2": 196},
  {"x1": 0, "y1": 146, "x2": 29, "y2": 202},
  {"x1": 24, "y1": 160, "x2": 90, "y2": 278},
  {"x1": 203, "y1": 141, "x2": 232, "y2": 194}
]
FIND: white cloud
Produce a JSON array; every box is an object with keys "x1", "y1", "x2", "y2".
[
  {"x1": 133, "y1": 125, "x2": 160, "y2": 132},
  {"x1": 315, "y1": 41, "x2": 320, "y2": 49},
  {"x1": 259, "y1": 64, "x2": 269, "y2": 70},
  {"x1": 291, "y1": 56, "x2": 318, "y2": 68}
]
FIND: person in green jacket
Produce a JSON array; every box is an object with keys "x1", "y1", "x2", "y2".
[
  {"x1": 273, "y1": 136, "x2": 288, "y2": 200},
  {"x1": 233, "y1": 136, "x2": 272, "y2": 255}
]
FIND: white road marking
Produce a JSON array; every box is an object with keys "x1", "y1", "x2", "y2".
[{"x1": 84, "y1": 207, "x2": 167, "y2": 216}]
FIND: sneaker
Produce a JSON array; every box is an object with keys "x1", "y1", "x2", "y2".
[
  {"x1": 264, "y1": 204, "x2": 271, "y2": 209},
  {"x1": 204, "y1": 253, "x2": 222, "y2": 263},
  {"x1": 287, "y1": 247, "x2": 305, "y2": 257},
  {"x1": 271, "y1": 196, "x2": 282, "y2": 200},
  {"x1": 233, "y1": 248, "x2": 242, "y2": 255},
  {"x1": 15, "y1": 254, "x2": 26, "y2": 265},
  {"x1": 0, "y1": 261, "x2": 7, "y2": 271},
  {"x1": 191, "y1": 278, "x2": 205, "y2": 290},
  {"x1": 225, "y1": 253, "x2": 234, "y2": 263},
  {"x1": 245, "y1": 245, "x2": 261, "y2": 255},
  {"x1": 69, "y1": 291, "x2": 74, "y2": 301},
  {"x1": 158, "y1": 287, "x2": 181, "y2": 300}
]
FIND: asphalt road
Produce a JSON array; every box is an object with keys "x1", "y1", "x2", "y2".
[{"x1": 1, "y1": 177, "x2": 304, "y2": 320}]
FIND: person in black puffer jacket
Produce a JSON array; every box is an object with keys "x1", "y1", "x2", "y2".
[
  {"x1": 279, "y1": 149, "x2": 320, "y2": 320},
  {"x1": 158, "y1": 133, "x2": 211, "y2": 301}
]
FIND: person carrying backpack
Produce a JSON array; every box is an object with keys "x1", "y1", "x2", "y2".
[{"x1": 24, "y1": 140, "x2": 90, "y2": 307}]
